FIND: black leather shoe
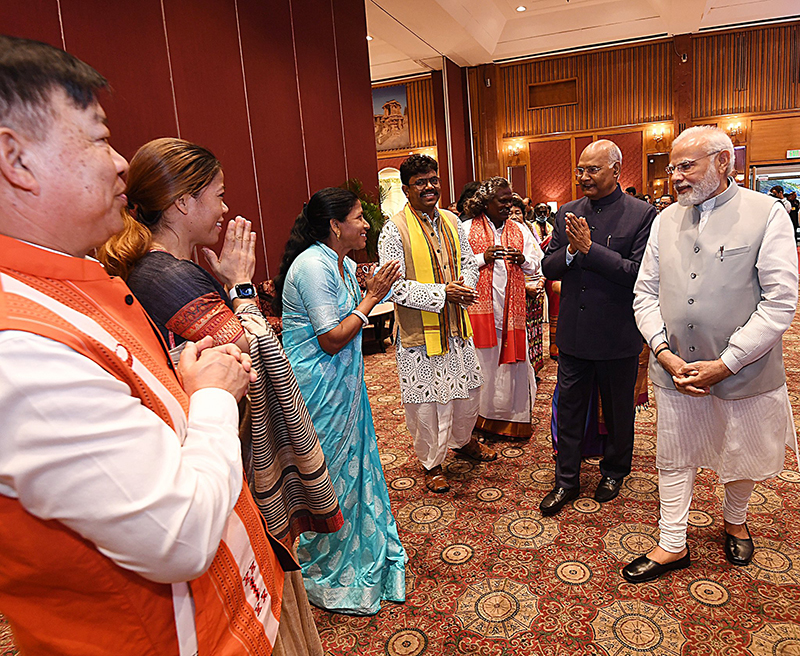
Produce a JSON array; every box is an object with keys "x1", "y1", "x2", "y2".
[
  {"x1": 622, "y1": 549, "x2": 691, "y2": 583},
  {"x1": 725, "y1": 526, "x2": 754, "y2": 566},
  {"x1": 540, "y1": 486, "x2": 580, "y2": 516},
  {"x1": 594, "y1": 476, "x2": 623, "y2": 503}
]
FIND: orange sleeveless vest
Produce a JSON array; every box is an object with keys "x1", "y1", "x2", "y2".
[{"x1": 0, "y1": 234, "x2": 288, "y2": 655}]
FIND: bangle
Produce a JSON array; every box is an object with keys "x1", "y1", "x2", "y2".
[
  {"x1": 653, "y1": 344, "x2": 671, "y2": 358},
  {"x1": 351, "y1": 309, "x2": 369, "y2": 327}
]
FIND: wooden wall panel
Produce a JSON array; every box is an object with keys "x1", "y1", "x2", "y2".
[
  {"x1": 749, "y1": 116, "x2": 800, "y2": 164},
  {"x1": 501, "y1": 41, "x2": 672, "y2": 137},
  {"x1": 693, "y1": 24, "x2": 800, "y2": 119}
]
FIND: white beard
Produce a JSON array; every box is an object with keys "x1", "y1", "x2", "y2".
[{"x1": 677, "y1": 167, "x2": 722, "y2": 206}]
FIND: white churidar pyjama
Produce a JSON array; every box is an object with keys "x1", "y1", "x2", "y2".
[
  {"x1": 404, "y1": 387, "x2": 480, "y2": 470},
  {"x1": 658, "y1": 467, "x2": 756, "y2": 552}
]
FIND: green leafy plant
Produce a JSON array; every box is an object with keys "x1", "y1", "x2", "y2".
[{"x1": 341, "y1": 178, "x2": 387, "y2": 260}]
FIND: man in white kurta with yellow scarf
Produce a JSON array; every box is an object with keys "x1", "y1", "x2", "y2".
[
  {"x1": 379, "y1": 155, "x2": 496, "y2": 494},
  {"x1": 624, "y1": 126, "x2": 798, "y2": 584},
  {"x1": 462, "y1": 177, "x2": 542, "y2": 440}
]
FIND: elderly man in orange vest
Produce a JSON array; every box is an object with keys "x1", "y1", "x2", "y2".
[{"x1": 0, "y1": 35, "x2": 316, "y2": 655}]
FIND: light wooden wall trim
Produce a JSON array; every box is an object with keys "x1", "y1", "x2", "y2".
[
  {"x1": 406, "y1": 76, "x2": 437, "y2": 148},
  {"x1": 692, "y1": 23, "x2": 800, "y2": 119},
  {"x1": 500, "y1": 40, "x2": 672, "y2": 138}
]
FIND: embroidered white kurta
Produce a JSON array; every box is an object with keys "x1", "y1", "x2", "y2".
[{"x1": 378, "y1": 216, "x2": 483, "y2": 406}]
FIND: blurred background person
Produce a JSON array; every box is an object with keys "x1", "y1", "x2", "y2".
[{"x1": 509, "y1": 195, "x2": 546, "y2": 379}]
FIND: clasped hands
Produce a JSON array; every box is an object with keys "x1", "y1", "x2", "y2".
[
  {"x1": 445, "y1": 277, "x2": 478, "y2": 306},
  {"x1": 202, "y1": 216, "x2": 257, "y2": 290},
  {"x1": 565, "y1": 212, "x2": 592, "y2": 255},
  {"x1": 657, "y1": 350, "x2": 733, "y2": 396},
  {"x1": 484, "y1": 245, "x2": 524, "y2": 266},
  {"x1": 179, "y1": 335, "x2": 256, "y2": 401}
]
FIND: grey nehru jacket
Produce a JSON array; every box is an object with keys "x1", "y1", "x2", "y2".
[{"x1": 652, "y1": 182, "x2": 787, "y2": 399}]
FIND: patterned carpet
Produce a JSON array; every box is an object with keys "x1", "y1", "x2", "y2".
[{"x1": 2, "y1": 319, "x2": 800, "y2": 655}]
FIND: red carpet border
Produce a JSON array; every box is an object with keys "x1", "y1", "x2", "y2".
[{"x1": 2, "y1": 320, "x2": 800, "y2": 655}]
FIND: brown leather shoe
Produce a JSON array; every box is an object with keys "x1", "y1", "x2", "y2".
[
  {"x1": 454, "y1": 436, "x2": 497, "y2": 462},
  {"x1": 424, "y1": 465, "x2": 450, "y2": 493}
]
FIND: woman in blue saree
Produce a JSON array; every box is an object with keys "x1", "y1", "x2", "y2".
[{"x1": 274, "y1": 187, "x2": 406, "y2": 615}]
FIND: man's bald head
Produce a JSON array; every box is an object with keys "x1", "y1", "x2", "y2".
[
  {"x1": 576, "y1": 140, "x2": 622, "y2": 200},
  {"x1": 583, "y1": 140, "x2": 623, "y2": 167}
]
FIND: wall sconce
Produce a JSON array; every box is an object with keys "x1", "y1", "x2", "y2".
[
  {"x1": 727, "y1": 122, "x2": 743, "y2": 138},
  {"x1": 653, "y1": 128, "x2": 664, "y2": 144},
  {"x1": 509, "y1": 141, "x2": 523, "y2": 156}
]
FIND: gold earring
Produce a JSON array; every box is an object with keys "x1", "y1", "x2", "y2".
[{"x1": 334, "y1": 229, "x2": 341, "y2": 240}]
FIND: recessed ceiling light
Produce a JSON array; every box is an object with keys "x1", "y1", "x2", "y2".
[
  {"x1": 516, "y1": 5, "x2": 527, "y2": 11},
  {"x1": 366, "y1": 35, "x2": 373, "y2": 41}
]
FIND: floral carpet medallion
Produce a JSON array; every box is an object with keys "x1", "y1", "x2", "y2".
[
  {"x1": 749, "y1": 622, "x2": 800, "y2": 655},
  {"x1": 591, "y1": 600, "x2": 686, "y2": 655},
  {"x1": 455, "y1": 578, "x2": 538, "y2": 639}
]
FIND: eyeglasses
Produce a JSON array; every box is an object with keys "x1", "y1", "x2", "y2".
[
  {"x1": 574, "y1": 166, "x2": 607, "y2": 177},
  {"x1": 665, "y1": 150, "x2": 721, "y2": 175},
  {"x1": 410, "y1": 176, "x2": 440, "y2": 189}
]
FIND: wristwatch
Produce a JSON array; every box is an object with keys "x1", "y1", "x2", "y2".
[{"x1": 229, "y1": 283, "x2": 257, "y2": 301}]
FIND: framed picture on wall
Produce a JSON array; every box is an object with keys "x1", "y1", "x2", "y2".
[{"x1": 373, "y1": 84, "x2": 409, "y2": 151}]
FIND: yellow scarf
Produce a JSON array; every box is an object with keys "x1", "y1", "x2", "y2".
[{"x1": 404, "y1": 205, "x2": 473, "y2": 355}]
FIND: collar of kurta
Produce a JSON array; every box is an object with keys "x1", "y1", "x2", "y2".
[
  {"x1": 696, "y1": 177, "x2": 738, "y2": 211},
  {"x1": 0, "y1": 233, "x2": 110, "y2": 281}
]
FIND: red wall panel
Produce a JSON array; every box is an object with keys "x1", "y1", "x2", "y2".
[
  {"x1": 238, "y1": 0, "x2": 308, "y2": 277},
  {"x1": 5, "y1": 0, "x2": 379, "y2": 280},
  {"x1": 606, "y1": 131, "x2": 643, "y2": 194},
  {"x1": 291, "y1": 0, "x2": 347, "y2": 191},
  {"x1": 529, "y1": 139, "x2": 572, "y2": 207},
  {"x1": 444, "y1": 58, "x2": 473, "y2": 199},
  {"x1": 0, "y1": 0, "x2": 62, "y2": 47},
  {"x1": 59, "y1": 0, "x2": 177, "y2": 160},
  {"x1": 333, "y1": 0, "x2": 379, "y2": 194}
]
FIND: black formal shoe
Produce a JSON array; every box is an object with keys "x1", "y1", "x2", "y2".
[
  {"x1": 594, "y1": 476, "x2": 623, "y2": 503},
  {"x1": 622, "y1": 549, "x2": 691, "y2": 583},
  {"x1": 725, "y1": 526, "x2": 754, "y2": 566},
  {"x1": 540, "y1": 486, "x2": 580, "y2": 516}
]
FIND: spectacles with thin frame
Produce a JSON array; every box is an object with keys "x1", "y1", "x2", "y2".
[
  {"x1": 573, "y1": 166, "x2": 608, "y2": 177},
  {"x1": 665, "y1": 150, "x2": 721, "y2": 175},
  {"x1": 410, "y1": 176, "x2": 440, "y2": 189}
]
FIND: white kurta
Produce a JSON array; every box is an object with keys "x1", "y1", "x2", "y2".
[
  {"x1": 462, "y1": 218, "x2": 543, "y2": 424},
  {"x1": 0, "y1": 331, "x2": 242, "y2": 582},
  {"x1": 634, "y1": 198, "x2": 799, "y2": 481}
]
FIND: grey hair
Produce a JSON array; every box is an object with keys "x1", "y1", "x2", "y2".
[
  {"x1": 463, "y1": 176, "x2": 511, "y2": 219},
  {"x1": 673, "y1": 126, "x2": 735, "y2": 176}
]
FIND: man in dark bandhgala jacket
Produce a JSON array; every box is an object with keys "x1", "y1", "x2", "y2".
[{"x1": 540, "y1": 140, "x2": 657, "y2": 516}]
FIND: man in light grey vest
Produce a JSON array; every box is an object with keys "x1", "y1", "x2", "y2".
[{"x1": 624, "y1": 126, "x2": 798, "y2": 583}]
